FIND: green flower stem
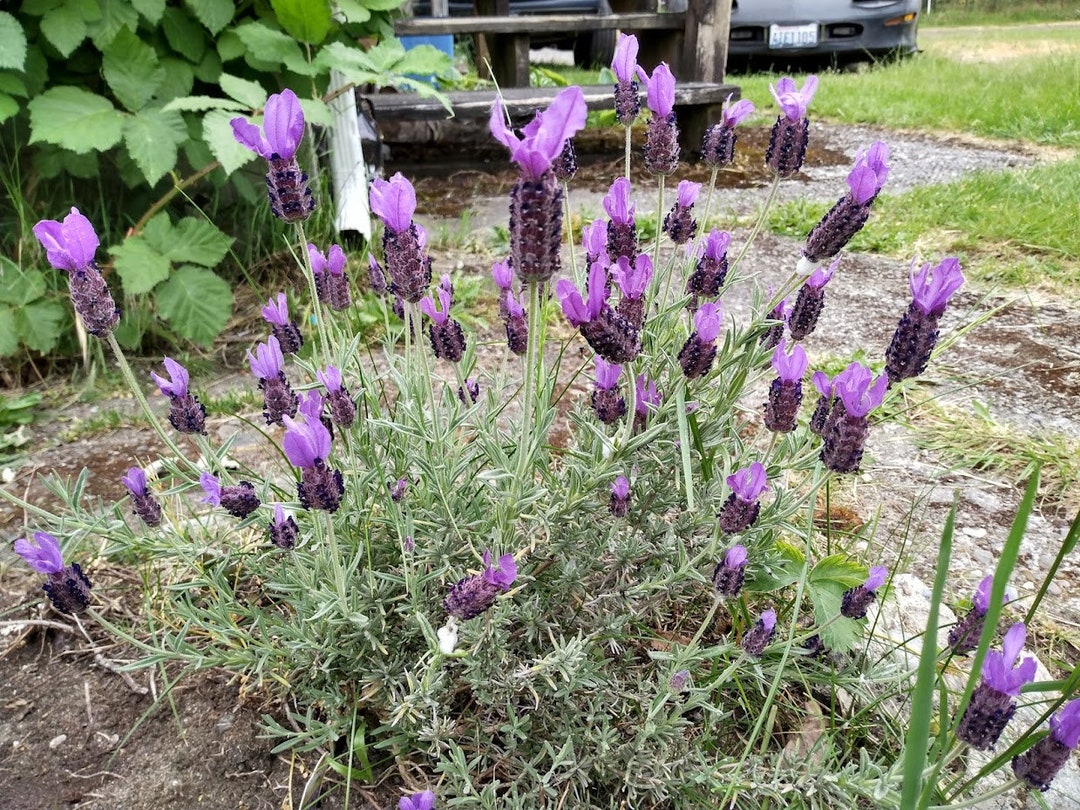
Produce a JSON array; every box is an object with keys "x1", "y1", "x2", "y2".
[
  {"x1": 514, "y1": 281, "x2": 543, "y2": 492},
  {"x1": 653, "y1": 174, "x2": 667, "y2": 302},
  {"x1": 698, "y1": 166, "x2": 720, "y2": 235},
  {"x1": 562, "y1": 181, "x2": 577, "y2": 277},
  {"x1": 294, "y1": 221, "x2": 333, "y2": 370},
  {"x1": 675, "y1": 379, "x2": 695, "y2": 511},
  {"x1": 623, "y1": 126, "x2": 632, "y2": 179},
  {"x1": 729, "y1": 173, "x2": 782, "y2": 277},
  {"x1": 106, "y1": 333, "x2": 197, "y2": 474},
  {"x1": 936, "y1": 776, "x2": 1021, "y2": 809},
  {"x1": 619, "y1": 360, "x2": 638, "y2": 449},
  {"x1": 318, "y1": 508, "x2": 349, "y2": 612}
]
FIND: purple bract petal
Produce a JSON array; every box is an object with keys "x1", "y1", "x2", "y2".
[
  {"x1": 482, "y1": 550, "x2": 517, "y2": 589},
  {"x1": 491, "y1": 87, "x2": 587, "y2": 180},
  {"x1": 676, "y1": 180, "x2": 701, "y2": 208},
  {"x1": 760, "y1": 609, "x2": 777, "y2": 632},
  {"x1": 722, "y1": 95, "x2": 755, "y2": 128},
  {"x1": 694, "y1": 302, "x2": 722, "y2": 343},
  {"x1": 595, "y1": 357, "x2": 622, "y2": 389},
  {"x1": 611, "y1": 33, "x2": 639, "y2": 83},
  {"x1": 282, "y1": 414, "x2": 333, "y2": 469},
  {"x1": 370, "y1": 173, "x2": 417, "y2": 234},
  {"x1": 701, "y1": 229, "x2": 731, "y2": 261},
  {"x1": 724, "y1": 545, "x2": 748, "y2": 569},
  {"x1": 812, "y1": 370, "x2": 832, "y2": 397},
  {"x1": 636, "y1": 62, "x2": 675, "y2": 118},
  {"x1": 910, "y1": 257, "x2": 965, "y2": 317},
  {"x1": 865, "y1": 566, "x2": 888, "y2": 591},
  {"x1": 611, "y1": 254, "x2": 653, "y2": 300},
  {"x1": 151, "y1": 357, "x2": 189, "y2": 398},
  {"x1": 611, "y1": 475, "x2": 630, "y2": 500},
  {"x1": 262, "y1": 293, "x2": 289, "y2": 326},
  {"x1": 603, "y1": 177, "x2": 635, "y2": 225},
  {"x1": 727, "y1": 462, "x2": 768, "y2": 502},
  {"x1": 771, "y1": 338, "x2": 808, "y2": 383},
  {"x1": 1051, "y1": 700, "x2": 1080, "y2": 749},
  {"x1": 806, "y1": 256, "x2": 839, "y2": 290},
  {"x1": 492, "y1": 259, "x2": 513, "y2": 290},
  {"x1": 769, "y1": 75, "x2": 818, "y2": 122},
  {"x1": 317, "y1": 365, "x2": 342, "y2": 393},
  {"x1": 833, "y1": 362, "x2": 888, "y2": 418},
  {"x1": 14, "y1": 531, "x2": 64, "y2": 575},
  {"x1": 247, "y1": 335, "x2": 285, "y2": 379},
  {"x1": 200, "y1": 472, "x2": 222, "y2": 506},
  {"x1": 121, "y1": 466, "x2": 148, "y2": 496},
  {"x1": 32, "y1": 207, "x2": 99, "y2": 272}
]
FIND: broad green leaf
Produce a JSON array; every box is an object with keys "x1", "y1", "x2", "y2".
[
  {"x1": 807, "y1": 554, "x2": 871, "y2": 653},
  {"x1": 271, "y1": 0, "x2": 332, "y2": 44},
  {"x1": 88, "y1": 0, "x2": 138, "y2": 49},
  {"x1": 335, "y1": 0, "x2": 371, "y2": 24},
  {"x1": 0, "y1": 264, "x2": 47, "y2": 306},
  {"x1": 320, "y1": 41, "x2": 376, "y2": 77},
  {"x1": 32, "y1": 144, "x2": 99, "y2": 179},
  {"x1": 0, "y1": 12, "x2": 28, "y2": 70},
  {"x1": 233, "y1": 21, "x2": 306, "y2": 69},
  {"x1": 156, "y1": 266, "x2": 233, "y2": 346},
  {"x1": 156, "y1": 58, "x2": 195, "y2": 102},
  {"x1": 219, "y1": 73, "x2": 266, "y2": 109},
  {"x1": 0, "y1": 93, "x2": 17, "y2": 124},
  {"x1": 28, "y1": 87, "x2": 123, "y2": 154},
  {"x1": 360, "y1": 0, "x2": 405, "y2": 9},
  {"x1": 0, "y1": 72, "x2": 29, "y2": 97},
  {"x1": 103, "y1": 27, "x2": 164, "y2": 112},
  {"x1": 393, "y1": 43, "x2": 456, "y2": 78},
  {"x1": 15, "y1": 300, "x2": 66, "y2": 353},
  {"x1": 131, "y1": 0, "x2": 166, "y2": 24},
  {"x1": 808, "y1": 554, "x2": 869, "y2": 590},
  {"x1": 298, "y1": 97, "x2": 332, "y2": 128},
  {"x1": 746, "y1": 540, "x2": 803, "y2": 592},
  {"x1": 162, "y1": 6, "x2": 206, "y2": 63},
  {"x1": 40, "y1": 3, "x2": 87, "y2": 57},
  {"x1": 202, "y1": 109, "x2": 255, "y2": 175},
  {"x1": 0, "y1": 305, "x2": 18, "y2": 357},
  {"x1": 20, "y1": 1, "x2": 62, "y2": 18},
  {"x1": 167, "y1": 219, "x2": 233, "y2": 267},
  {"x1": 215, "y1": 29, "x2": 245, "y2": 63},
  {"x1": 163, "y1": 95, "x2": 245, "y2": 113},
  {"x1": 140, "y1": 213, "x2": 174, "y2": 253},
  {"x1": 186, "y1": 0, "x2": 234, "y2": 35},
  {"x1": 122, "y1": 108, "x2": 188, "y2": 184},
  {"x1": 110, "y1": 236, "x2": 170, "y2": 294},
  {"x1": 193, "y1": 47, "x2": 222, "y2": 83}
]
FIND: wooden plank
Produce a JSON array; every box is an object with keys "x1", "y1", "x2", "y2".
[
  {"x1": 685, "y1": 0, "x2": 730, "y2": 84},
  {"x1": 394, "y1": 11, "x2": 685, "y2": 36}
]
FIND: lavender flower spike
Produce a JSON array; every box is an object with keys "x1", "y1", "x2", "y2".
[
  {"x1": 636, "y1": 62, "x2": 679, "y2": 175},
  {"x1": 609, "y1": 475, "x2": 631, "y2": 517},
  {"x1": 742, "y1": 609, "x2": 777, "y2": 657},
  {"x1": 713, "y1": 545, "x2": 748, "y2": 598},
  {"x1": 717, "y1": 462, "x2": 768, "y2": 533},
  {"x1": 14, "y1": 531, "x2": 92, "y2": 614},
  {"x1": 151, "y1": 357, "x2": 207, "y2": 435},
  {"x1": 122, "y1": 466, "x2": 162, "y2": 527},
  {"x1": 308, "y1": 243, "x2": 352, "y2": 311},
  {"x1": 1013, "y1": 699, "x2": 1080, "y2": 791},
  {"x1": 268, "y1": 503, "x2": 299, "y2": 550},
  {"x1": 663, "y1": 180, "x2": 702, "y2": 245},
  {"x1": 371, "y1": 173, "x2": 431, "y2": 304},
  {"x1": 763, "y1": 339, "x2": 808, "y2": 433},
  {"x1": 678, "y1": 302, "x2": 722, "y2": 379},
  {"x1": 611, "y1": 33, "x2": 640, "y2": 126},
  {"x1": 444, "y1": 550, "x2": 518, "y2": 620},
  {"x1": 886, "y1": 257, "x2": 965, "y2": 383},
  {"x1": 282, "y1": 414, "x2": 344, "y2": 512},
  {"x1": 808, "y1": 370, "x2": 833, "y2": 435},
  {"x1": 490, "y1": 86, "x2": 587, "y2": 181},
  {"x1": 420, "y1": 287, "x2": 466, "y2": 363},
  {"x1": 317, "y1": 365, "x2": 357, "y2": 428},
  {"x1": 686, "y1": 229, "x2": 732, "y2": 305},
  {"x1": 33, "y1": 208, "x2": 120, "y2": 337},
  {"x1": 370, "y1": 171, "x2": 417, "y2": 234},
  {"x1": 788, "y1": 256, "x2": 840, "y2": 341},
  {"x1": 591, "y1": 357, "x2": 626, "y2": 425},
  {"x1": 702, "y1": 94, "x2": 755, "y2": 168},
  {"x1": 820, "y1": 362, "x2": 888, "y2": 474},
  {"x1": 399, "y1": 789, "x2": 436, "y2": 810},
  {"x1": 200, "y1": 472, "x2": 260, "y2": 519},
  {"x1": 765, "y1": 75, "x2": 818, "y2": 177},
  {"x1": 956, "y1": 622, "x2": 1037, "y2": 750},
  {"x1": 248, "y1": 336, "x2": 297, "y2": 426},
  {"x1": 841, "y1": 566, "x2": 888, "y2": 619},
  {"x1": 949, "y1": 574, "x2": 1017, "y2": 653},
  {"x1": 604, "y1": 177, "x2": 639, "y2": 262},
  {"x1": 262, "y1": 292, "x2": 303, "y2": 355},
  {"x1": 231, "y1": 89, "x2": 315, "y2": 222}
]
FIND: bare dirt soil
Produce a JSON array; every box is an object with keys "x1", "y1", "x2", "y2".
[{"x1": 1, "y1": 116, "x2": 1078, "y2": 809}]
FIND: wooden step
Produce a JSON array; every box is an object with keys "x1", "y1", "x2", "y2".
[{"x1": 394, "y1": 11, "x2": 685, "y2": 36}]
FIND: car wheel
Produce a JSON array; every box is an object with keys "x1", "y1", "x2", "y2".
[{"x1": 573, "y1": 0, "x2": 615, "y2": 66}]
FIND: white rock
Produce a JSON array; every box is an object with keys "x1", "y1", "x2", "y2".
[{"x1": 48, "y1": 734, "x2": 67, "y2": 749}]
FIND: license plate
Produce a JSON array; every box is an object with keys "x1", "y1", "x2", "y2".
[{"x1": 768, "y1": 24, "x2": 819, "y2": 49}]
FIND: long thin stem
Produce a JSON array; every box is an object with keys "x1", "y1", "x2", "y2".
[
  {"x1": 676, "y1": 379, "x2": 695, "y2": 511},
  {"x1": 294, "y1": 221, "x2": 333, "y2": 370},
  {"x1": 698, "y1": 166, "x2": 719, "y2": 235},
  {"x1": 562, "y1": 181, "x2": 577, "y2": 277},
  {"x1": 320, "y1": 508, "x2": 349, "y2": 612},
  {"x1": 514, "y1": 281, "x2": 542, "y2": 491},
  {"x1": 730, "y1": 173, "x2": 782, "y2": 277},
  {"x1": 623, "y1": 126, "x2": 632, "y2": 179}
]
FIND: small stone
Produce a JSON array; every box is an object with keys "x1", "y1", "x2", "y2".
[
  {"x1": 49, "y1": 734, "x2": 67, "y2": 749},
  {"x1": 960, "y1": 526, "x2": 988, "y2": 538}
]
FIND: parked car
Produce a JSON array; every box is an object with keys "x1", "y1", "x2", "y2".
[{"x1": 727, "y1": 0, "x2": 920, "y2": 65}]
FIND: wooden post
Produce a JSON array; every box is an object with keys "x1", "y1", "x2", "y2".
[
  {"x1": 326, "y1": 70, "x2": 371, "y2": 240},
  {"x1": 684, "y1": 0, "x2": 730, "y2": 83}
]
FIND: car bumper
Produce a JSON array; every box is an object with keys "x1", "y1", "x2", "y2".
[{"x1": 728, "y1": 2, "x2": 919, "y2": 58}]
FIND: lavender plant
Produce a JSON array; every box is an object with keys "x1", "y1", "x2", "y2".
[{"x1": 8, "y1": 38, "x2": 1075, "y2": 809}]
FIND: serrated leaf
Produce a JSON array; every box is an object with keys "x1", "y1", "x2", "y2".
[
  {"x1": 186, "y1": 0, "x2": 234, "y2": 35},
  {"x1": 28, "y1": 87, "x2": 123, "y2": 154},
  {"x1": 0, "y1": 264, "x2": 47, "y2": 306},
  {"x1": 0, "y1": 305, "x2": 18, "y2": 357},
  {"x1": 15, "y1": 300, "x2": 66, "y2": 353},
  {"x1": 0, "y1": 72, "x2": 29, "y2": 97},
  {"x1": 156, "y1": 266, "x2": 233, "y2": 346},
  {"x1": 746, "y1": 540, "x2": 803, "y2": 592},
  {"x1": 40, "y1": 4, "x2": 87, "y2": 57},
  {"x1": 807, "y1": 555, "x2": 872, "y2": 653},
  {"x1": 103, "y1": 27, "x2": 164, "y2": 112},
  {"x1": 110, "y1": 236, "x2": 171, "y2": 294},
  {"x1": 131, "y1": 0, "x2": 166, "y2": 23},
  {"x1": 155, "y1": 58, "x2": 195, "y2": 103},
  {"x1": 89, "y1": 0, "x2": 138, "y2": 50},
  {"x1": 0, "y1": 12, "x2": 28, "y2": 70},
  {"x1": 271, "y1": 0, "x2": 332, "y2": 44},
  {"x1": 140, "y1": 213, "x2": 174, "y2": 252},
  {"x1": 360, "y1": 0, "x2": 404, "y2": 9},
  {"x1": 167, "y1": 218, "x2": 233, "y2": 267},
  {"x1": 233, "y1": 21, "x2": 306, "y2": 70},
  {"x1": 0, "y1": 93, "x2": 17, "y2": 124},
  {"x1": 20, "y1": 1, "x2": 61, "y2": 18},
  {"x1": 297, "y1": 97, "x2": 332, "y2": 127},
  {"x1": 809, "y1": 555, "x2": 869, "y2": 589},
  {"x1": 32, "y1": 144, "x2": 99, "y2": 179},
  {"x1": 162, "y1": 6, "x2": 206, "y2": 63},
  {"x1": 334, "y1": 0, "x2": 371, "y2": 24},
  {"x1": 219, "y1": 73, "x2": 266, "y2": 109},
  {"x1": 202, "y1": 108, "x2": 255, "y2": 175},
  {"x1": 163, "y1": 95, "x2": 246, "y2": 113},
  {"x1": 122, "y1": 108, "x2": 188, "y2": 184}
]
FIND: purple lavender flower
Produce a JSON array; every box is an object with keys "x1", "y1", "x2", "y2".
[
  {"x1": 557, "y1": 262, "x2": 641, "y2": 364},
  {"x1": 248, "y1": 336, "x2": 297, "y2": 426},
  {"x1": 492, "y1": 259, "x2": 513, "y2": 293},
  {"x1": 444, "y1": 550, "x2": 518, "y2": 620},
  {"x1": 717, "y1": 462, "x2": 768, "y2": 533},
  {"x1": 199, "y1": 472, "x2": 260, "y2": 519},
  {"x1": 591, "y1": 357, "x2": 626, "y2": 425},
  {"x1": 308, "y1": 243, "x2": 351, "y2": 311},
  {"x1": 637, "y1": 62, "x2": 679, "y2": 175},
  {"x1": 611, "y1": 253, "x2": 652, "y2": 331},
  {"x1": 282, "y1": 414, "x2": 344, "y2": 512},
  {"x1": 368, "y1": 254, "x2": 388, "y2": 296},
  {"x1": 956, "y1": 623, "x2": 1037, "y2": 750},
  {"x1": 491, "y1": 87, "x2": 587, "y2": 285},
  {"x1": 633, "y1": 374, "x2": 661, "y2": 434},
  {"x1": 151, "y1": 357, "x2": 207, "y2": 435},
  {"x1": 787, "y1": 257, "x2": 839, "y2": 341},
  {"x1": 121, "y1": 466, "x2": 162, "y2": 527},
  {"x1": 399, "y1": 789, "x2": 436, "y2": 810},
  {"x1": 609, "y1": 475, "x2": 631, "y2": 517},
  {"x1": 763, "y1": 339, "x2": 808, "y2": 433},
  {"x1": 765, "y1": 76, "x2": 817, "y2": 177},
  {"x1": 230, "y1": 89, "x2": 315, "y2": 222},
  {"x1": 261, "y1": 293, "x2": 303, "y2": 355},
  {"x1": 370, "y1": 173, "x2": 432, "y2": 304},
  {"x1": 554, "y1": 137, "x2": 577, "y2": 182},
  {"x1": 1013, "y1": 699, "x2": 1080, "y2": 791},
  {"x1": 742, "y1": 609, "x2": 777, "y2": 656},
  {"x1": 820, "y1": 362, "x2": 888, "y2": 474},
  {"x1": 949, "y1": 574, "x2": 1016, "y2": 654},
  {"x1": 603, "y1": 177, "x2": 638, "y2": 262},
  {"x1": 712, "y1": 545, "x2": 748, "y2": 598},
  {"x1": 840, "y1": 566, "x2": 888, "y2": 619},
  {"x1": 503, "y1": 291, "x2": 528, "y2": 356},
  {"x1": 669, "y1": 669, "x2": 691, "y2": 692},
  {"x1": 885, "y1": 257, "x2": 965, "y2": 383},
  {"x1": 420, "y1": 287, "x2": 466, "y2": 363},
  {"x1": 611, "y1": 33, "x2": 640, "y2": 126},
  {"x1": 458, "y1": 378, "x2": 480, "y2": 405},
  {"x1": 803, "y1": 142, "x2": 890, "y2": 264},
  {"x1": 701, "y1": 94, "x2": 755, "y2": 168},
  {"x1": 388, "y1": 477, "x2": 409, "y2": 502},
  {"x1": 678, "y1": 302, "x2": 722, "y2": 379},
  {"x1": 581, "y1": 219, "x2": 608, "y2": 269},
  {"x1": 268, "y1": 503, "x2": 299, "y2": 550},
  {"x1": 686, "y1": 229, "x2": 732, "y2": 307},
  {"x1": 32, "y1": 208, "x2": 120, "y2": 337},
  {"x1": 759, "y1": 297, "x2": 790, "y2": 351},
  {"x1": 808, "y1": 370, "x2": 833, "y2": 436},
  {"x1": 662, "y1": 180, "x2": 701, "y2": 245},
  {"x1": 14, "y1": 531, "x2": 92, "y2": 614},
  {"x1": 317, "y1": 365, "x2": 356, "y2": 428}
]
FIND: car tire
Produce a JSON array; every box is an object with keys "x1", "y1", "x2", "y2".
[{"x1": 573, "y1": 0, "x2": 615, "y2": 66}]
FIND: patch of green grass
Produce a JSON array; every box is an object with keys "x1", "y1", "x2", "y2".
[
  {"x1": 767, "y1": 156, "x2": 1080, "y2": 293},
  {"x1": 922, "y1": 1, "x2": 1079, "y2": 27}
]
